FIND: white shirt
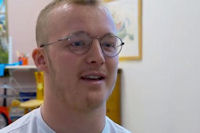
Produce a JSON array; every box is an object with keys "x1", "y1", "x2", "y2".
[{"x1": 0, "y1": 108, "x2": 131, "y2": 133}]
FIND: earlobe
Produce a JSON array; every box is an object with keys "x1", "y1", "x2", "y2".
[{"x1": 32, "y1": 48, "x2": 47, "y2": 71}]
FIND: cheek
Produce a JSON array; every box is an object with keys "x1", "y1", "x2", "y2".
[
  {"x1": 109, "y1": 57, "x2": 118, "y2": 72},
  {"x1": 50, "y1": 48, "x2": 76, "y2": 68},
  {"x1": 51, "y1": 54, "x2": 80, "y2": 96},
  {"x1": 106, "y1": 58, "x2": 118, "y2": 82},
  {"x1": 48, "y1": 49, "x2": 79, "y2": 81},
  {"x1": 56, "y1": 56, "x2": 78, "y2": 78}
]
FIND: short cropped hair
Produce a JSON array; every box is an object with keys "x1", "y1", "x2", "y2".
[{"x1": 36, "y1": 0, "x2": 101, "y2": 47}]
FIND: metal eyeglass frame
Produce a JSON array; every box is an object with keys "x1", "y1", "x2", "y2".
[{"x1": 39, "y1": 31, "x2": 125, "y2": 57}]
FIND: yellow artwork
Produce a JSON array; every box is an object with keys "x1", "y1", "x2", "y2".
[
  {"x1": 105, "y1": 0, "x2": 142, "y2": 61},
  {"x1": 103, "y1": 0, "x2": 116, "y2": 2}
]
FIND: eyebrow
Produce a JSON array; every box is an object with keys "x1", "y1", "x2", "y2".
[{"x1": 66, "y1": 30, "x2": 116, "y2": 38}]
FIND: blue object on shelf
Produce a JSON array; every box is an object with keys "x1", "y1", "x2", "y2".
[
  {"x1": 0, "y1": 64, "x2": 5, "y2": 76},
  {"x1": 19, "y1": 92, "x2": 36, "y2": 101},
  {"x1": 0, "y1": 62, "x2": 21, "y2": 77}
]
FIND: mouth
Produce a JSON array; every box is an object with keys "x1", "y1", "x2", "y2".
[
  {"x1": 80, "y1": 72, "x2": 106, "y2": 81},
  {"x1": 81, "y1": 75, "x2": 105, "y2": 81}
]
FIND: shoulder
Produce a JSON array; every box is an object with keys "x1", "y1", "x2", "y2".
[
  {"x1": 104, "y1": 116, "x2": 132, "y2": 133},
  {"x1": 0, "y1": 108, "x2": 40, "y2": 133}
]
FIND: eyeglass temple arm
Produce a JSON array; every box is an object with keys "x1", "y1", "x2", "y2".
[
  {"x1": 119, "y1": 42, "x2": 125, "y2": 47},
  {"x1": 39, "y1": 37, "x2": 68, "y2": 48}
]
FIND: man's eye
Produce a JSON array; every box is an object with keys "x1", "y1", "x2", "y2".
[
  {"x1": 71, "y1": 41, "x2": 85, "y2": 47},
  {"x1": 103, "y1": 43, "x2": 115, "y2": 48}
]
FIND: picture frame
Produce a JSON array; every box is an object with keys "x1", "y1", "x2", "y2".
[
  {"x1": 0, "y1": 0, "x2": 8, "y2": 63},
  {"x1": 104, "y1": 0, "x2": 142, "y2": 61}
]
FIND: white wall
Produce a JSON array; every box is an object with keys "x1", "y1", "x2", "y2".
[
  {"x1": 120, "y1": 0, "x2": 200, "y2": 133},
  {"x1": 7, "y1": 0, "x2": 51, "y2": 64},
  {"x1": 7, "y1": 0, "x2": 200, "y2": 133}
]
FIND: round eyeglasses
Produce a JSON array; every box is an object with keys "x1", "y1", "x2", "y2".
[{"x1": 40, "y1": 31, "x2": 125, "y2": 57}]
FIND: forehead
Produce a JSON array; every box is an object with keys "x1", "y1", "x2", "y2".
[{"x1": 47, "y1": 3, "x2": 116, "y2": 40}]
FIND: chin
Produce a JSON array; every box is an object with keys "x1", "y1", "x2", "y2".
[
  {"x1": 84, "y1": 89, "x2": 111, "y2": 110},
  {"x1": 85, "y1": 99, "x2": 105, "y2": 111}
]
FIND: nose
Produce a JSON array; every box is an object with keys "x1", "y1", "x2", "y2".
[{"x1": 86, "y1": 39, "x2": 105, "y2": 65}]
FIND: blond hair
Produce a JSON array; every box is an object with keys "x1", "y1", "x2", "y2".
[{"x1": 36, "y1": 0, "x2": 101, "y2": 47}]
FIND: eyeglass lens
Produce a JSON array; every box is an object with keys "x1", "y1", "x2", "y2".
[{"x1": 65, "y1": 32, "x2": 123, "y2": 57}]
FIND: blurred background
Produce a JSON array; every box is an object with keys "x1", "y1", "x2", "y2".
[{"x1": 0, "y1": 0, "x2": 200, "y2": 133}]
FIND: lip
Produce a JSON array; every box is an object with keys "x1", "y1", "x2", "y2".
[{"x1": 80, "y1": 71, "x2": 106, "y2": 83}]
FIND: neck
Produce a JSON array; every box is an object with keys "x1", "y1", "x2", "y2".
[{"x1": 40, "y1": 86, "x2": 106, "y2": 133}]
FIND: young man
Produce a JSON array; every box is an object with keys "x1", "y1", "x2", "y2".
[{"x1": 1, "y1": 0, "x2": 130, "y2": 132}]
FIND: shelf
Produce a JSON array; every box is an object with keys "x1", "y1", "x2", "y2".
[
  {"x1": 5, "y1": 65, "x2": 37, "y2": 70},
  {"x1": 0, "y1": 83, "x2": 36, "y2": 90}
]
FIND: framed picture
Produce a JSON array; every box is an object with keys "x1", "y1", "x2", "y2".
[
  {"x1": 104, "y1": 0, "x2": 142, "y2": 61},
  {"x1": 0, "y1": 0, "x2": 8, "y2": 63}
]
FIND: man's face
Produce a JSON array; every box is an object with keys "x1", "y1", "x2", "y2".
[{"x1": 44, "y1": 4, "x2": 118, "y2": 111}]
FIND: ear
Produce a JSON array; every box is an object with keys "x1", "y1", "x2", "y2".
[{"x1": 32, "y1": 48, "x2": 48, "y2": 72}]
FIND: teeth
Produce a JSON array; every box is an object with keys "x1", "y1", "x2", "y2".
[
  {"x1": 81, "y1": 75, "x2": 104, "y2": 80},
  {"x1": 85, "y1": 75, "x2": 101, "y2": 79}
]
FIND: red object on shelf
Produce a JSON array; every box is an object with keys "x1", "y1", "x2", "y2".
[
  {"x1": 22, "y1": 57, "x2": 28, "y2": 65},
  {"x1": 0, "y1": 106, "x2": 12, "y2": 125},
  {"x1": 18, "y1": 56, "x2": 28, "y2": 65}
]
